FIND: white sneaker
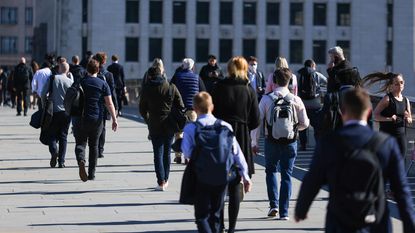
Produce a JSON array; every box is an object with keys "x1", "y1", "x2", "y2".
[
  {"x1": 155, "y1": 185, "x2": 165, "y2": 191},
  {"x1": 267, "y1": 208, "x2": 278, "y2": 217},
  {"x1": 279, "y1": 216, "x2": 289, "y2": 221}
]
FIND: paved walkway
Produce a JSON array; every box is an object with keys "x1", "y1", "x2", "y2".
[{"x1": 0, "y1": 106, "x2": 404, "y2": 232}]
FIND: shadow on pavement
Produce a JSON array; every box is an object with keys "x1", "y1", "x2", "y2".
[
  {"x1": 30, "y1": 218, "x2": 195, "y2": 226},
  {"x1": 21, "y1": 201, "x2": 182, "y2": 209}
]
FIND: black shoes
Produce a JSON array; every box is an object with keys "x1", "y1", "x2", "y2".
[
  {"x1": 78, "y1": 160, "x2": 88, "y2": 182},
  {"x1": 58, "y1": 163, "x2": 65, "y2": 168},
  {"x1": 98, "y1": 154, "x2": 104, "y2": 158},
  {"x1": 174, "y1": 157, "x2": 182, "y2": 164},
  {"x1": 50, "y1": 156, "x2": 57, "y2": 168},
  {"x1": 16, "y1": 112, "x2": 21, "y2": 116}
]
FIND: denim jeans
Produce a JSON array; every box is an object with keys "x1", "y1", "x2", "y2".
[
  {"x1": 151, "y1": 134, "x2": 174, "y2": 185},
  {"x1": 264, "y1": 138, "x2": 297, "y2": 217},
  {"x1": 73, "y1": 117, "x2": 103, "y2": 177},
  {"x1": 48, "y1": 111, "x2": 71, "y2": 164}
]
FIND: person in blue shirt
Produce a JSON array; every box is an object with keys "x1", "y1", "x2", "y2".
[
  {"x1": 72, "y1": 59, "x2": 118, "y2": 182},
  {"x1": 182, "y1": 91, "x2": 252, "y2": 233}
]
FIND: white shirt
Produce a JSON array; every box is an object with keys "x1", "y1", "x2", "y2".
[
  {"x1": 31, "y1": 67, "x2": 52, "y2": 94},
  {"x1": 251, "y1": 86, "x2": 310, "y2": 147}
]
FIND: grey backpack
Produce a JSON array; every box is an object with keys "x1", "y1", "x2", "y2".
[{"x1": 266, "y1": 93, "x2": 298, "y2": 140}]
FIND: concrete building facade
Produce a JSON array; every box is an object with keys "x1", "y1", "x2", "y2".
[
  {"x1": 0, "y1": 0, "x2": 34, "y2": 68},
  {"x1": 33, "y1": 0, "x2": 415, "y2": 95}
]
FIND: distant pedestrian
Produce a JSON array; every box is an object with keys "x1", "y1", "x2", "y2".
[
  {"x1": 295, "y1": 88, "x2": 415, "y2": 233},
  {"x1": 265, "y1": 57, "x2": 298, "y2": 95},
  {"x1": 69, "y1": 55, "x2": 86, "y2": 83},
  {"x1": 211, "y1": 56, "x2": 260, "y2": 233},
  {"x1": 199, "y1": 55, "x2": 224, "y2": 94},
  {"x1": 170, "y1": 58, "x2": 206, "y2": 164},
  {"x1": 0, "y1": 68, "x2": 7, "y2": 106},
  {"x1": 41, "y1": 62, "x2": 73, "y2": 168},
  {"x1": 32, "y1": 60, "x2": 53, "y2": 110},
  {"x1": 72, "y1": 59, "x2": 118, "y2": 182},
  {"x1": 182, "y1": 92, "x2": 252, "y2": 233},
  {"x1": 80, "y1": 51, "x2": 93, "y2": 69},
  {"x1": 13, "y1": 57, "x2": 33, "y2": 116},
  {"x1": 363, "y1": 72, "x2": 412, "y2": 156},
  {"x1": 139, "y1": 66, "x2": 184, "y2": 191},
  {"x1": 252, "y1": 67, "x2": 309, "y2": 220},
  {"x1": 107, "y1": 55, "x2": 126, "y2": 117},
  {"x1": 326, "y1": 46, "x2": 352, "y2": 93},
  {"x1": 297, "y1": 59, "x2": 327, "y2": 150},
  {"x1": 247, "y1": 56, "x2": 266, "y2": 102}
]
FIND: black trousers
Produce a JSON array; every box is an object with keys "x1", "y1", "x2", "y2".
[
  {"x1": 99, "y1": 119, "x2": 106, "y2": 157},
  {"x1": 221, "y1": 178, "x2": 243, "y2": 233},
  {"x1": 194, "y1": 182, "x2": 227, "y2": 233},
  {"x1": 48, "y1": 111, "x2": 71, "y2": 164},
  {"x1": 116, "y1": 88, "x2": 123, "y2": 113},
  {"x1": 73, "y1": 117, "x2": 103, "y2": 177},
  {"x1": 16, "y1": 88, "x2": 29, "y2": 114}
]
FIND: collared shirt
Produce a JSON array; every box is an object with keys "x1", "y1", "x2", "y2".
[
  {"x1": 251, "y1": 86, "x2": 310, "y2": 147},
  {"x1": 248, "y1": 71, "x2": 257, "y2": 91},
  {"x1": 32, "y1": 67, "x2": 52, "y2": 94},
  {"x1": 344, "y1": 120, "x2": 367, "y2": 127},
  {"x1": 181, "y1": 113, "x2": 251, "y2": 182}
]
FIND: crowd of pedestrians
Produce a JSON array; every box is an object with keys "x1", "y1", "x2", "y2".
[{"x1": 2, "y1": 44, "x2": 415, "y2": 233}]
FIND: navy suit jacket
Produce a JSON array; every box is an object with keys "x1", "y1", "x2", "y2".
[{"x1": 295, "y1": 123, "x2": 415, "y2": 233}]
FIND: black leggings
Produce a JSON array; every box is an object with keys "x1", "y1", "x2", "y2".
[
  {"x1": 394, "y1": 133, "x2": 407, "y2": 158},
  {"x1": 221, "y1": 178, "x2": 243, "y2": 233}
]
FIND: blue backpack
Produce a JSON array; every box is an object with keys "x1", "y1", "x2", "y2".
[{"x1": 193, "y1": 120, "x2": 236, "y2": 186}]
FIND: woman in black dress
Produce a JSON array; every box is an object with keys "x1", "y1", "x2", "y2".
[{"x1": 211, "y1": 56, "x2": 260, "y2": 233}]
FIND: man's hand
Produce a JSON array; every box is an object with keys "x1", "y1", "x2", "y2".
[
  {"x1": 243, "y1": 179, "x2": 252, "y2": 193},
  {"x1": 112, "y1": 120, "x2": 118, "y2": 132},
  {"x1": 252, "y1": 145, "x2": 259, "y2": 155}
]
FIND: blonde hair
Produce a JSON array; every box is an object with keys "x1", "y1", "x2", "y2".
[
  {"x1": 193, "y1": 91, "x2": 213, "y2": 114},
  {"x1": 274, "y1": 57, "x2": 289, "y2": 70},
  {"x1": 227, "y1": 56, "x2": 248, "y2": 81},
  {"x1": 152, "y1": 58, "x2": 165, "y2": 74}
]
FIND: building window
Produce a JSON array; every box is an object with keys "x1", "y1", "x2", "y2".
[
  {"x1": 266, "y1": 40, "x2": 279, "y2": 63},
  {"x1": 290, "y1": 3, "x2": 303, "y2": 26},
  {"x1": 290, "y1": 40, "x2": 303, "y2": 64},
  {"x1": 219, "y1": 39, "x2": 232, "y2": 63},
  {"x1": 25, "y1": 37, "x2": 33, "y2": 54},
  {"x1": 82, "y1": 0, "x2": 88, "y2": 23},
  {"x1": 126, "y1": 0, "x2": 139, "y2": 23},
  {"x1": 196, "y1": 39, "x2": 209, "y2": 63},
  {"x1": 313, "y1": 3, "x2": 326, "y2": 26},
  {"x1": 173, "y1": 1, "x2": 186, "y2": 24},
  {"x1": 197, "y1": 1, "x2": 209, "y2": 24},
  {"x1": 173, "y1": 39, "x2": 186, "y2": 62},
  {"x1": 0, "y1": 37, "x2": 18, "y2": 54},
  {"x1": 243, "y1": 2, "x2": 256, "y2": 25},
  {"x1": 243, "y1": 39, "x2": 256, "y2": 59},
  {"x1": 266, "y1": 2, "x2": 279, "y2": 25},
  {"x1": 337, "y1": 3, "x2": 350, "y2": 26},
  {"x1": 25, "y1": 7, "x2": 33, "y2": 25},
  {"x1": 1, "y1": 7, "x2": 18, "y2": 24},
  {"x1": 387, "y1": 3, "x2": 393, "y2": 27},
  {"x1": 125, "y1": 37, "x2": 139, "y2": 61},
  {"x1": 336, "y1": 40, "x2": 350, "y2": 60},
  {"x1": 220, "y1": 1, "x2": 233, "y2": 25},
  {"x1": 149, "y1": 38, "x2": 163, "y2": 62},
  {"x1": 150, "y1": 1, "x2": 163, "y2": 23},
  {"x1": 313, "y1": 40, "x2": 326, "y2": 64},
  {"x1": 386, "y1": 41, "x2": 392, "y2": 66}
]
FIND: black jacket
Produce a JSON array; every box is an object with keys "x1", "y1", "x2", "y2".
[
  {"x1": 139, "y1": 75, "x2": 184, "y2": 136},
  {"x1": 199, "y1": 64, "x2": 224, "y2": 94},
  {"x1": 326, "y1": 59, "x2": 352, "y2": 93},
  {"x1": 107, "y1": 62, "x2": 125, "y2": 89},
  {"x1": 13, "y1": 63, "x2": 33, "y2": 90},
  {"x1": 69, "y1": 64, "x2": 86, "y2": 83},
  {"x1": 99, "y1": 67, "x2": 118, "y2": 112}
]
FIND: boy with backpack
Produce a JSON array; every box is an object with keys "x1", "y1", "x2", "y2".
[
  {"x1": 251, "y1": 68, "x2": 309, "y2": 220},
  {"x1": 297, "y1": 59, "x2": 327, "y2": 150},
  {"x1": 295, "y1": 88, "x2": 415, "y2": 233},
  {"x1": 181, "y1": 91, "x2": 252, "y2": 233}
]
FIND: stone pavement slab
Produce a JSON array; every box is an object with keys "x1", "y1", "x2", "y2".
[{"x1": 0, "y1": 106, "x2": 404, "y2": 232}]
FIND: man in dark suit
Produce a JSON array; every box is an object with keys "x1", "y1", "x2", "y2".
[
  {"x1": 107, "y1": 55, "x2": 126, "y2": 117},
  {"x1": 294, "y1": 88, "x2": 415, "y2": 233}
]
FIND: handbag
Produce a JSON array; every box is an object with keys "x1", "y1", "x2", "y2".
[
  {"x1": 41, "y1": 75, "x2": 55, "y2": 130},
  {"x1": 166, "y1": 84, "x2": 189, "y2": 133},
  {"x1": 29, "y1": 110, "x2": 42, "y2": 129},
  {"x1": 179, "y1": 159, "x2": 197, "y2": 205}
]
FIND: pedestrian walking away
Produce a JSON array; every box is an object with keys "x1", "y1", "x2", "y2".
[
  {"x1": 295, "y1": 88, "x2": 415, "y2": 233},
  {"x1": 13, "y1": 57, "x2": 33, "y2": 116},
  {"x1": 107, "y1": 54, "x2": 126, "y2": 117}
]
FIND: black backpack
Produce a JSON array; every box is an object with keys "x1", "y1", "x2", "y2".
[
  {"x1": 298, "y1": 68, "x2": 317, "y2": 100},
  {"x1": 64, "y1": 80, "x2": 85, "y2": 116},
  {"x1": 332, "y1": 133, "x2": 388, "y2": 229}
]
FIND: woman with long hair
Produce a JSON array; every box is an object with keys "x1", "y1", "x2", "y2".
[
  {"x1": 211, "y1": 56, "x2": 260, "y2": 233},
  {"x1": 363, "y1": 72, "x2": 412, "y2": 156},
  {"x1": 265, "y1": 57, "x2": 298, "y2": 95}
]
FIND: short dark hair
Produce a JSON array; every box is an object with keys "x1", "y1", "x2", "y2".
[
  {"x1": 111, "y1": 55, "x2": 119, "y2": 62},
  {"x1": 207, "y1": 54, "x2": 216, "y2": 60},
  {"x1": 147, "y1": 66, "x2": 162, "y2": 78},
  {"x1": 248, "y1": 56, "x2": 257, "y2": 63},
  {"x1": 273, "y1": 68, "x2": 292, "y2": 87},
  {"x1": 72, "y1": 55, "x2": 80, "y2": 64},
  {"x1": 341, "y1": 88, "x2": 371, "y2": 119},
  {"x1": 94, "y1": 52, "x2": 107, "y2": 66},
  {"x1": 86, "y1": 59, "x2": 100, "y2": 74},
  {"x1": 304, "y1": 59, "x2": 315, "y2": 67},
  {"x1": 86, "y1": 51, "x2": 93, "y2": 56},
  {"x1": 336, "y1": 67, "x2": 361, "y2": 87}
]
